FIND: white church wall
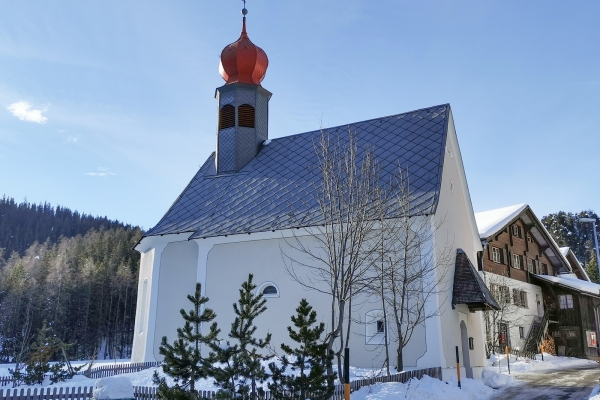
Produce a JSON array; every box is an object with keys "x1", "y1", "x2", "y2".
[
  {"x1": 431, "y1": 110, "x2": 487, "y2": 379},
  {"x1": 153, "y1": 240, "x2": 199, "y2": 360},
  {"x1": 201, "y1": 228, "x2": 440, "y2": 370},
  {"x1": 131, "y1": 248, "x2": 155, "y2": 362}
]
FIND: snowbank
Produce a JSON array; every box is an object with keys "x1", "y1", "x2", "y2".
[
  {"x1": 93, "y1": 376, "x2": 134, "y2": 399},
  {"x1": 589, "y1": 384, "x2": 600, "y2": 400},
  {"x1": 481, "y1": 369, "x2": 516, "y2": 389},
  {"x1": 351, "y1": 375, "x2": 495, "y2": 400},
  {"x1": 486, "y1": 352, "x2": 596, "y2": 375}
]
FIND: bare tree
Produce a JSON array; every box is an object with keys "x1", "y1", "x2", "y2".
[
  {"x1": 482, "y1": 273, "x2": 531, "y2": 356},
  {"x1": 282, "y1": 130, "x2": 381, "y2": 381},
  {"x1": 369, "y1": 169, "x2": 453, "y2": 372}
]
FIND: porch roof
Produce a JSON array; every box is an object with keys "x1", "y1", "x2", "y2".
[{"x1": 453, "y1": 249, "x2": 501, "y2": 311}]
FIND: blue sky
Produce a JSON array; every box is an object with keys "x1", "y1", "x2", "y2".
[{"x1": 1, "y1": 1, "x2": 598, "y2": 230}]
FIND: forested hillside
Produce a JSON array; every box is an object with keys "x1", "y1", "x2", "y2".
[
  {"x1": 0, "y1": 197, "x2": 143, "y2": 362},
  {"x1": 0, "y1": 196, "x2": 130, "y2": 258},
  {"x1": 542, "y1": 210, "x2": 599, "y2": 282}
]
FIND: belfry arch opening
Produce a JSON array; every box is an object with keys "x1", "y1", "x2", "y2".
[
  {"x1": 219, "y1": 104, "x2": 235, "y2": 130},
  {"x1": 238, "y1": 104, "x2": 255, "y2": 128}
]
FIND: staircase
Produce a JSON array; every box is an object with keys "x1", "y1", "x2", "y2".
[{"x1": 524, "y1": 312, "x2": 549, "y2": 354}]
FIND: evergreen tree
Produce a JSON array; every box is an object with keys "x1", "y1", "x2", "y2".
[
  {"x1": 586, "y1": 256, "x2": 599, "y2": 283},
  {"x1": 10, "y1": 321, "x2": 82, "y2": 385},
  {"x1": 153, "y1": 283, "x2": 220, "y2": 400},
  {"x1": 268, "y1": 299, "x2": 335, "y2": 400},
  {"x1": 213, "y1": 274, "x2": 272, "y2": 400}
]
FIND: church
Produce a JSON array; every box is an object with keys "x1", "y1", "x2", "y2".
[{"x1": 130, "y1": 6, "x2": 498, "y2": 380}]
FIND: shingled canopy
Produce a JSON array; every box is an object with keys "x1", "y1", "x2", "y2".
[
  {"x1": 145, "y1": 104, "x2": 451, "y2": 239},
  {"x1": 453, "y1": 249, "x2": 500, "y2": 311}
]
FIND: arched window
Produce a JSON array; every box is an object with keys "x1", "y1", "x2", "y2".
[
  {"x1": 238, "y1": 104, "x2": 255, "y2": 128},
  {"x1": 219, "y1": 104, "x2": 235, "y2": 130},
  {"x1": 257, "y1": 282, "x2": 279, "y2": 298}
]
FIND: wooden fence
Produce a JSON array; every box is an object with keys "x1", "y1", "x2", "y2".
[
  {"x1": 0, "y1": 367, "x2": 442, "y2": 400},
  {"x1": 0, "y1": 362, "x2": 160, "y2": 387},
  {"x1": 82, "y1": 362, "x2": 160, "y2": 379}
]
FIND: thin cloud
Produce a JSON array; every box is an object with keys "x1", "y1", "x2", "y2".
[
  {"x1": 67, "y1": 136, "x2": 79, "y2": 143},
  {"x1": 7, "y1": 101, "x2": 48, "y2": 124},
  {"x1": 85, "y1": 167, "x2": 115, "y2": 177}
]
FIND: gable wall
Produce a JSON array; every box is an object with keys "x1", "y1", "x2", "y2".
[
  {"x1": 484, "y1": 218, "x2": 555, "y2": 282},
  {"x1": 433, "y1": 110, "x2": 487, "y2": 378}
]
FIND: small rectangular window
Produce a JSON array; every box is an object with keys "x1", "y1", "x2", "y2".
[
  {"x1": 519, "y1": 327, "x2": 525, "y2": 339},
  {"x1": 513, "y1": 288, "x2": 520, "y2": 305},
  {"x1": 377, "y1": 320, "x2": 385, "y2": 333},
  {"x1": 512, "y1": 254, "x2": 522, "y2": 269},
  {"x1": 541, "y1": 263, "x2": 548, "y2": 275},
  {"x1": 512, "y1": 225, "x2": 523, "y2": 238},
  {"x1": 520, "y1": 291, "x2": 528, "y2": 308},
  {"x1": 491, "y1": 247, "x2": 502, "y2": 263},
  {"x1": 559, "y1": 294, "x2": 574, "y2": 309}
]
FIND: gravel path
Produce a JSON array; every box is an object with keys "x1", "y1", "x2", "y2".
[{"x1": 491, "y1": 364, "x2": 600, "y2": 400}]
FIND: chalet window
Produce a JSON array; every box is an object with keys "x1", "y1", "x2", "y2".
[
  {"x1": 541, "y1": 263, "x2": 548, "y2": 275},
  {"x1": 512, "y1": 225, "x2": 523, "y2": 238},
  {"x1": 219, "y1": 104, "x2": 235, "y2": 130},
  {"x1": 238, "y1": 104, "x2": 255, "y2": 128},
  {"x1": 491, "y1": 247, "x2": 503, "y2": 263},
  {"x1": 559, "y1": 294, "x2": 574, "y2": 309},
  {"x1": 520, "y1": 291, "x2": 528, "y2": 308},
  {"x1": 499, "y1": 286, "x2": 510, "y2": 304},
  {"x1": 519, "y1": 327, "x2": 525, "y2": 339},
  {"x1": 527, "y1": 235, "x2": 535, "y2": 244},
  {"x1": 513, "y1": 289, "x2": 519, "y2": 305},
  {"x1": 527, "y1": 258, "x2": 538, "y2": 274},
  {"x1": 512, "y1": 254, "x2": 523, "y2": 269}
]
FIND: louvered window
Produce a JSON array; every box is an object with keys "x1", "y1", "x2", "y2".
[
  {"x1": 219, "y1": 105, "x2": 235, "y2": 130},
  {"x1": 238, "y1": 104, "x2": 255, "y2": 128}
]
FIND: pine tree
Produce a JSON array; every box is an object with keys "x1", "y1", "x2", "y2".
[
  {"x1": 153, "y1": 283, "x2": 220, "y2": 400},
  {"x1": 268, "y1": 299, "x2": 335, "y2": 400},
  {"x1": 586, "y1": 256, "x2": 600, "y2": 283},
  {"x1": 213, "y1": 274, "x2": 272, "y2": 400}
]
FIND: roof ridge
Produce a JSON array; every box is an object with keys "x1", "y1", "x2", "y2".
[{"x1": 268, "y1": 103, "x2": 451, "y2": 142}]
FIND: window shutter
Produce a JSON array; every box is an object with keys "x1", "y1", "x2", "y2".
[
  {"x1": 513, "y1": 289, "x2": 519, "y2": 305},
  {"x1": 504, "y1": 249, "x2": 509, "y2": 265},
  {"x1": 522, "y1": 291, "x2": 528, "y2": 308}
]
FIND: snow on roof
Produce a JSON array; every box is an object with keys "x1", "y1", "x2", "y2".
[
  {"x1": 535, "y1": 273, "x2": 600, "y2": 297},
  {"x1": 474, "y1": 204, "x2": 528, "y2": 238},
  {"x1": 559, "y1": 247, "x2": 569, "y2": 257}
]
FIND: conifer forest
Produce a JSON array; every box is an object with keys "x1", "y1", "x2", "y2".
[{"x1": 0, "y1": 197, "x2": 143, "y2": 362}]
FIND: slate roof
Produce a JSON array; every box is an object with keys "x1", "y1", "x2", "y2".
[
  {"x1": 145, "y1": 104, "x2": 451, "y2": 239},
  {"x1": 453, "y1": 249, "x2": 501, "y2": 310}
]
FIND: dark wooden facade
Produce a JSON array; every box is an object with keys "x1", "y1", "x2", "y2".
[
  {"x1": 479, "y1": 218, "x2": 558, "y2": 282},
  {"x1": 534, "y1": 278, "x2": 600, "y2": 359}
]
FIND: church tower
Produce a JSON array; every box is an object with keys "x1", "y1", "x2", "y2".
[{"x1": 215, "y1": 5, "x2": 271, "y2": 174}]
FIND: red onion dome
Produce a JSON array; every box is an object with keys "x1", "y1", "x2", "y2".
[{"x1": 219, "y1": 17, "x2": 269, "y2": 85}]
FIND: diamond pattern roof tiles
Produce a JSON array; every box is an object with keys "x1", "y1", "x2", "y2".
[{"x1": 145, "y1": 104, "x2": 451, "y2": 239}]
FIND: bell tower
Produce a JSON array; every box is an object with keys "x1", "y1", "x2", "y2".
[{"x1": 215, "y1": 4, "x2": 271, "y2": 174}]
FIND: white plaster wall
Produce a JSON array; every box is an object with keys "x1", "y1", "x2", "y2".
[
  {"x1": 153, "y1": 240, "x2": 199, "y2": 360},
  {"x1": 131, "y1": 248, "x2": 155, "y2": 362},
  {"x1": 433, "y1": 109, "x2": 487, "y2": 379},
  {"x1": 484, "y1": 276, "x2": 543, "y2": 351},
  {"x1": 202, "y1": 231, "x2": 436, "y2": 370}
]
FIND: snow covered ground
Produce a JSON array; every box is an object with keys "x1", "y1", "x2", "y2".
[{"x1": 2, "y1": 354, "x2": 597, "y2": 399}]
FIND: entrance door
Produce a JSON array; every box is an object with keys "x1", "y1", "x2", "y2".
[
  {"x1": 460, "y1": 321, "x2": 473, "y2": 379},
  {"x1": 536, "y1": 294, "x2": 544, "y2": 318}
]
